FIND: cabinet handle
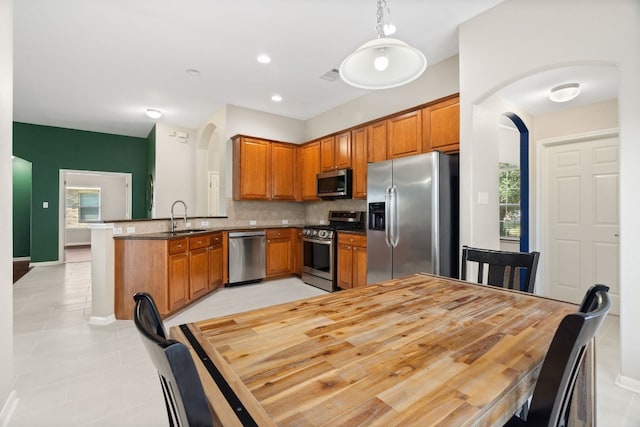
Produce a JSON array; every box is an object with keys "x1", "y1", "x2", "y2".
[{"x1": 177, "y1": 244, "x2": 183, "y2": 249}]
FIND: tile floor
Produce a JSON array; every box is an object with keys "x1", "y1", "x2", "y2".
[{"x1": 9, "y1": 260, "x2": 640, "y2": 426}]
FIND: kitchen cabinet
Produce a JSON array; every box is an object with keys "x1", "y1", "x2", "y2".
[
  {"x1": 337, "y1": 233, "x2": 367, "y2": 289},
  {"x1": 298, "y1": 141, "x2": 321, "y2": 201},
  {"x1": 387, "y1": 110, "x2": 423, "y2": 159},
  {"x1": 189, "y1": 234, "x2": 210, "y2": 300},
  {"x1": 292, "y1": 228, "x2": 303, "y2": 276},
  {"x1": 271, "y1": 142, "x2": 296, "y2": 200},
  {"x1": 168, "y1": 238, "x2": 190, "y2": 311},
  {"x1": 423, "y1": 95, "x2": 460, "y2": 153},
  {"x1": 320, "y1": 132, "x2": 351, "y2": 172},
  {"x1": 114, "y1": 231, "x2": 227, "y2": 320},
  {"x1": 367, "y1": 120, "x2": 387, "y2": 163},
  {"x1": 233, "y1": 135, "x2": 297, "y2": 201},
  {"x1": 351, "y1": 127, "x2": 368, "y2": 199},
  {"x1": 233, "y1": 136, "x2": 271, "y2": 200},
  {"x1": 266, "y1": 228, "x2": 293, "y2": 278},
  {"x1": 209, "y1": 232, "x2": 223, "y2": 289}
]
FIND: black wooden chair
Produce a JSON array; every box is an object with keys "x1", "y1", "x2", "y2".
[
  {"x1": 504, "y1": 284, "x2": 611, "y2": 427},
  {"x1": 133, "y1": 292, "x2": 214, "y2": 427},
  {"x1": 460, "y1": 245, "x2": 540, "y2": 293}
]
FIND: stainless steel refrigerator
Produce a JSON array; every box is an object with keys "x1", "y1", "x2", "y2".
[{"x1": 367, "y1": 152, "x2": 458, "y2": 284}]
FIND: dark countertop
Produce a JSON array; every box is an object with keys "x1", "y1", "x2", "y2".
[{"x1": 113, "y1": 224, "x2": 306, "y2": 240}]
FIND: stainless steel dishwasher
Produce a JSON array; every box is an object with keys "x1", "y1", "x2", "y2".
[{"x1": 228, "y1": 231, "x2": 266, "y2": 285}]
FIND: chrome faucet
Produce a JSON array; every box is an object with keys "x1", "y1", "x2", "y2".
[{"x1": 170, "y1": 200, "x2": 187, "y2": 233}]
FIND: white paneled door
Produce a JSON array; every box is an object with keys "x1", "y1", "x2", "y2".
[{"x1": 545, "y1": 135, "x2": 619, "y2": 314}]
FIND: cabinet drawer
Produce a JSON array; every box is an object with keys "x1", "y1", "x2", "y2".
[
  {"x1": 266, "y1": 228, "x2": 291, "y2": 239},
  {"x1": 210, "y1": 232, "x2": 223, "y2": 246},
  {"x1": 338, "y1": 233, "x2": 366, "y2": 247},
  {"x1": 189, "y1": 235, "x2": 210, "y2": 250},
  {"x1": 169, "y1": 238, "x2": 188, "y2": 255}
]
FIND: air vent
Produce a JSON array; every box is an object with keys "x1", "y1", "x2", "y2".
[{"x1": 320, "y1": 68, "x2": 340, "y2": 82}]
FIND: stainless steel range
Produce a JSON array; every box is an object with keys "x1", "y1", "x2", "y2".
[{"x1": 302, "y1": 211, "x2": 365, "y2": 292}]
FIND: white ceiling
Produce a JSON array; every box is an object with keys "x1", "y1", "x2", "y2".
[
  {"x1": 13, "y1": 1, "x2": 619, "y2": 139},
  {"x1": 13, "y1": 0, "x2": 505, "y2": 138}
]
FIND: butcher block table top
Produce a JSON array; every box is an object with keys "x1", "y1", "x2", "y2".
[{"x1": 170, "y1": 274, "x2": 579, "y2": 427}]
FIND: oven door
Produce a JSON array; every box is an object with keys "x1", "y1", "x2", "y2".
[{"x1": 302, "y1": 236, "x2": 333, "y2": 280}]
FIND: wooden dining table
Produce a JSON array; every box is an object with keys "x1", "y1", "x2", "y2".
[{"x1": 170, "y1": 273, "x2": 589, "y2": 427}]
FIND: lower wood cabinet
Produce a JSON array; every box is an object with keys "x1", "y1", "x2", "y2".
[
  {"x1": 337, "y1": 233, "x2": 367, "y2": 289},
  {"x1": 292, "y1": 228, "x2": 303, "y2": 276},
  {"x1": 115, "y1": 231, "x2": 226, "y2": 320},
  {"x1": 266, "y1": 228, "x2": 292, "y2": 278}
]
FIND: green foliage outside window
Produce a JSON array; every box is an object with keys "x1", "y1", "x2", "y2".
[{"x1": 499, "y1": 163, "x2": 520, "y2": 239}]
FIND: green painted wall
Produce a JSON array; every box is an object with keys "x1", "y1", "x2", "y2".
[
  {"x1": 12, "y1": 157, "x2": 32, "y2": 258},
  {"x1": 12, "y1": 122, "x2": 148, "y2": 262}
]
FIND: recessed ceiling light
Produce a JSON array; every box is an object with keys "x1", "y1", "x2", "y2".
[
  {"x1": 549, "y1": 83, "x2": 581, "y2": 103},
  {"x1": 185, "y1": 69, "x2": 201, "y2": 76},
  {"x1": 146, "y1": 109, "x2": 162, "y2": 119},
  {"x1": 271, "y1": 94, "x2": 282, "y2": 102},
  {"x1": 257, "y1": 54, "x2": 271, "y2": 64}
]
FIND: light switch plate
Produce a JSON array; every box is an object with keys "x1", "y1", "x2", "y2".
[
  {"x1": 249, "y1": 220, "x2": 257, "y2": 226},
  {"x1": 282, "y1": 219, "x2": 288, "y2": 224},
  {"x1": 42, "y1": 201, "x2": 48, "y2": 208},
  {"x1": 201, "y1": 221, "x2": 209, "y2": 226},
  {"x1": 477, "y1": 192, "x2": 489, "y2": 205},
  {"x1": 126, "y1": 227, "x2": 135, "y2": 234},
  {"x1": 113, "y1": 227, "x2": 122, "y2": 235}
]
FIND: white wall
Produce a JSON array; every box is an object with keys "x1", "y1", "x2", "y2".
[
  {"x1": 153, "y1": 123, "x2": 197, "y2": 218},
  {"x1": 459, "y1": 0, "x2": 640, "y2": 390},
  {"x1": 0, "y1": 0, "x2": 15, "y2": 420},
  {"x1": 305, "y1": 55, "x2": 460, "y2": 141},
  {"x1": 535, "y1": 98, "x2": 618, "y2": 140}
]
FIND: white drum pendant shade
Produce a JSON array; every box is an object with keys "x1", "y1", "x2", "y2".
[{"x1": 339, "y1": 37, "x2": 427, "y2": 90}]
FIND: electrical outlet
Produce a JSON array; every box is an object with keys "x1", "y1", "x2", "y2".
[
  {"x1": 282, "y1": 219, "x2": 288, "y2": 224},
  {"x1": 201, "y1": 220, "x2": 209, "y2": 226},
  {"x1": 126, "y1": 227, "x2": 135, "y2": 234},
  {"x1": 319, "y1": 220, "x2": 325, "y2": 225},
  {"x1": 113, "y1": 227, "x2": 122, "y2": 235},
  {"x1": 249, "y1": 220, "x2": 257, "y2": 226}
]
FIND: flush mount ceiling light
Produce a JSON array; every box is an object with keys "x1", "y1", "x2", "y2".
[
  {"x1": 339, "y1": 0, "x2": 427, "y2": 90},
  {"x1": 549, "y1": 83, "x2": 581, "y2": 103},
  {"x1": 145, "y1": 109, "x2": 162, "y2": 119}
]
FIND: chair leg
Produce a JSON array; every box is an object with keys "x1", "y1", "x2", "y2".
[{"x1": 159, "y1": 375, "x2": 177, "y2": 427}]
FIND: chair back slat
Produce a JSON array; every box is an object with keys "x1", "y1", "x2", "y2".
[{"x1": 461, "y1": 245, "x2": 540, "y2": 293}]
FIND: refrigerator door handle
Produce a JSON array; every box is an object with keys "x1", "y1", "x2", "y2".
[
  {"x1": 390, "y1": 185, "x2": 399, "y2": 247},
  {"x1": 384, "y1": 187, "x2": 392, "y2": 247}
]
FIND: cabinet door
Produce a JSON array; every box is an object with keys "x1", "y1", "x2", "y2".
[
  {"x1": 234, "y1": 137, "x2": 271, "y2": 200},
  {"x1": 337, "y1": 243, "x2": 354, "y2": 289},
  {"x1": 300, "y1": 141, "x2": 321, "y2": 200},
  {"x1": 209, "y1": 243, "x2": 223, "y2": 290},
  {"x1": 266, "y1": 229, "x2": 292, "y2": 278},
  {"x1": 168, "y1": 252, "x2": 189, "y2": 311},
  {"x1": 387, "y1": 110, "x2": 423, "y2": 159},
  {"x1": 335, "y1": 131, "x2": 352, "y2": 170},
  {"x1": 423, "y1": 96, "x2": 460, "y2": 153},
  {"x1": 320, "y1": 136, "x2": 336, "y2": 172},
  {"x1": 189, "y1": 247, "x2": 209, "y2": 300},
  {"x1": 271, "y1": 142, "x2": 296, "y2": 200},
  {"x1": 352, "y1": 127, "x2": 367, "y2": 199},
  {"x1": 368, "y1": 120, "x2": 387, "y2": 163},
  {"x1": 353, "y1": 246, "x2": 368, "y2": 288}
]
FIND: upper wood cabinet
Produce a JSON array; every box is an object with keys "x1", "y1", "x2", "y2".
[
  {"x1": 352, "y1": 127, "x2": 368, "y2": 199},
  {"x1": 298, "y1": 141, "x2": 321, "y2": 201},
  {"x1": 386, "y1": 109, "x2": 423, "y2": 159},
  {"x1": 271, "y1": 142, "x2": 296, "y2": 200},
  {"x1": 320, "y1": 132, "x2": 351, "y2": 172},
  {"x1": 422, "y1": 95, "x2": 460, "y2": 153},
  {"x1": 367, "y1": 120, "x2": 387, "y2": 163},
  {"x1": 233, "y1": 135, "x2": 296, "y2": 201},
  {"x1": 233, "y1": 136, "x2": 271, "y2": 200}
]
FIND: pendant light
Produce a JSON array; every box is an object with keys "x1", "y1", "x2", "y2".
[{"x1": 339, "y1": 0, "x2": 427, "y2": 90}]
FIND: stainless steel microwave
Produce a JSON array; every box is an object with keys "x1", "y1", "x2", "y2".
[{"x1": 317, "y1": 169, "x2": 352, "y2": 199}]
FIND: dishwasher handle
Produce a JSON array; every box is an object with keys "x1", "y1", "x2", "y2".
[{"x1": 229, "y1": 231, "x2": 266, "y2": 238}]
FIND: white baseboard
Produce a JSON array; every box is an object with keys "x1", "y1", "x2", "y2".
[
  {"x1": 12, "y1": 257, "x2": 30, "y2": 262},
  {"x1": 28, "y1": 260, "x2": 62, "y2": 267},
  {"x1": 615, "y1": 374, "x2": 640, "y2": 393},
  {"x1": 0, "y1": 390, "x2": 19, "y2": 427},
  {"x1": 89, "y1": 315, "x2": 116, "y2": 326}
]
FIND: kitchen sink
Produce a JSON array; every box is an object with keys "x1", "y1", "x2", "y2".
[{"x1": 171, "y1": 228, "x2": 208, "y2": 235}]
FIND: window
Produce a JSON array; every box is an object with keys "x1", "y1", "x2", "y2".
[
  {"x1": 66, "y1": 187, "x2": 101, "y2": 227},
  {"x1": 499, "y1": 162, "x2": 520, "y2": 239}
]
